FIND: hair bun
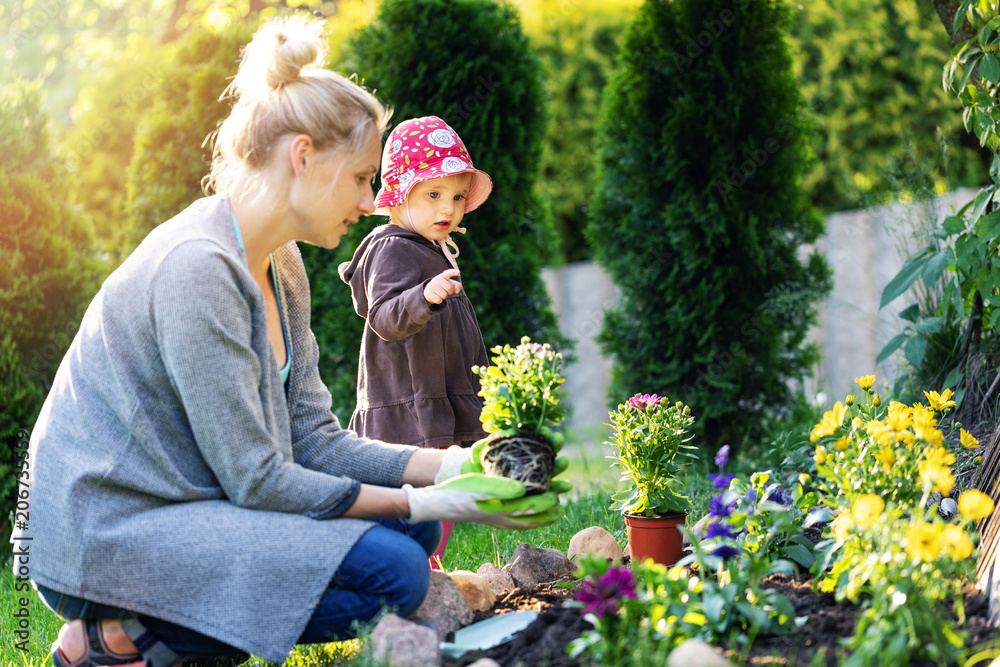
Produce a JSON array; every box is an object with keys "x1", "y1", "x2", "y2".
[{"x1": 231, "y1": 14, "x2": 328, "y2": 100}]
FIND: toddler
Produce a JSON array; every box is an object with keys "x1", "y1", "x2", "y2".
[{"x1": 339, "y1": 116, "x2": 493, "y2": 565}]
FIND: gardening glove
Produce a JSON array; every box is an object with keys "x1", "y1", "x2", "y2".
[
  {"x1": 404, "y1": 473, "x2": 562, "y2": 530},
  {"x1": 436, "y1": 437, "x2": 573, "y2": 495}
]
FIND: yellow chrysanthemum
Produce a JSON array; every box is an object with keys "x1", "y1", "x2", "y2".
[
  {"x1": 924, "y1": 388, "x2": 957, "y2": 413},
  {"x1": 814, "y1": 445, "x2": 828, "y2": 465},
  {"x1": 887, "y1": 409, "x2": 911, "y2": 433},
  {"x1": 851, "y1": 416, "x2": 863, "y2": 431},
  {"x1": 832, "y1": 514, "x2": 852, "y2": 541},
  {"x1": 895, "y1": 430, "x2": 915, "y2": 448},
  {"x1": 913, "y1": 419, "x2": 943, "y2": 448},
  {"x1": 810, "y1": 402, "x2": 848, "y2": 442},
  {"x1": 960, "y1": 429, "x2": 981, "y2": 450},
  {"x1": 873, "y1": 394, "x2": 881, "y2": 407},
  {"x1": 888, "y1": 400, "x2": 909, "y2": 416},
  {"x1": 865, "y1": 419, "x2": 893, "y2": 448},
  {"x1": 905, "y1": 522, "x2": 941, "y2": 562},
  {"x1": 851, "y1": 494, "x2": 885, "y2": 528},
  {"x1": 925, "y1": 447, "x2": 956, "y2": 467},
  {"x1": 940, "y1": 525, "x2": 974, "y2": 561},
  {"x1": 845, "y1": 394, "x2": 855, "y2": 406},
  {"x1": 855, "y1": 374, "x2": 875, "y2": 391},
  {"x1": 918, "y1": 459, "x2": 955, "y2": 495},
  {"x1": 875, "y1": 446, "x2": 896, "y2": 471},
  {"x1": 834, "y1": 436, "x2": 850, "y2": 452},
  {"x1": 959, "y1": 489, "x2": 995, "y2": 522}
]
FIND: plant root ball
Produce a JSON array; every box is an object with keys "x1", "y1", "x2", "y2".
[{"x1": 481, "y1": 432, "x2": 555, "y2": 495}]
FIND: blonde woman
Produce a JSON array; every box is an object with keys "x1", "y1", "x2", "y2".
[{"x1": 20, "y1": 16, "x2": 557, "y2": 667}]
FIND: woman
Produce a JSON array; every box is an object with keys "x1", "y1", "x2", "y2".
[{"x1": 20, "y1": 15, "x2": 559, "y2": 666}]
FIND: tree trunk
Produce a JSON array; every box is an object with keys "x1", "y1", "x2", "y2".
[
  {"x1": 160, "y1": 0, "x2": 189, "y2": 44},
  {"x1": 932, "y1": 0, "x2": 977, "y2": 45}
]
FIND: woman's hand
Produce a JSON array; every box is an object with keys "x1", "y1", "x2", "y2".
[
  {"x1": 403, "y1": 474, "x2": 562, "y2": 530},
  {"x1": 423, "y1": 268, "x2": 462, "y2": 305}
]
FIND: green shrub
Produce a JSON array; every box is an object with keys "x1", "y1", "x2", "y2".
[
  {"x1": 0, "y1": 82, "x2": 102, "y2": 541},
  {"x1": 123, "y1": 24, "x2": 253, "y2": 256},
  {"x1": 514, "y1": 0, "x2": 640, "y2": 263},
  {"x1": 787, "y1": 0, "x2": 988, "y2": 211},
  {"x1": 326, "y1": 0, "x2": 564, "y2": 415},
  {"x1": 588, "y1": 0, "x2": 832, "y2": 448}
]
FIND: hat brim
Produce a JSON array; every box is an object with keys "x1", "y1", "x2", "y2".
[{"x1": 374, "y1": 168, "x2": 493, "y2": 217}]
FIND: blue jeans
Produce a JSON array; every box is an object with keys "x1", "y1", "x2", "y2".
[{"x1": 38, "y1": 519, "x2": 441, "y2": 660}]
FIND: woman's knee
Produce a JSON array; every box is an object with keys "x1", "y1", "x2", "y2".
[{"x1": 382, "y1": 538, "x2": 431, "y2": 616}]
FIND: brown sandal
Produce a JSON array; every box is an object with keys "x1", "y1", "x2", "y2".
[{"x1": 51, "y1": 618, "x2": 181, "y2": 667}]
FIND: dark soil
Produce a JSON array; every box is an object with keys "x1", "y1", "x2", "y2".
[{"x1": 439, "y1": 575, "x2": 998, "y2": 667}]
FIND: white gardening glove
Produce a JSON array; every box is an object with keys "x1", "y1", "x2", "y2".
[
  {"x1": 434, "y1": 439, "x2": 573, "y2": 494},
  {"x1": 433, "y1": 445, "x2": 471, "y2": 485},
  {"x1": 403, "y1": 473, "x2": 563, "y2": 530}
]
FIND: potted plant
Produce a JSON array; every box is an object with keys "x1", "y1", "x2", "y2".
[
  {"x1": 606, "y1": 393, "x2": 697, "y2": 566},
  {"x1": 472, "y1": 337, "x2": 566, "y2": 495}
]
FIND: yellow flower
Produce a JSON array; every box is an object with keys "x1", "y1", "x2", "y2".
[
  {"x1": 865, "y1": 419, "x2": 893, "y2": 448},
  {"x1": 887, "y1": 409, "x2": 911, "y2": 433},
  {"x1": 855, "y1": 374, "x2": 875, "y2": 391},
  {"x1": 940, "y1": 525, "x2": 974, "y2": 561},
  {"x1": 851, "y1": 416, "x2": 863, "y2": 431},
  {"x1": 924, "y1": 388, "x2": 956, "y2": 413},
  {"x1": 925, "y1": 447, "x2": 956, "y2": 467},
  {"x1": 873, "y1": 394, "x2": 881, "y2": 407},
  {"x1": 832, "y1": 514, "x2": 852, "y2": 541},
  {"x1": 845, "y1": 394, "x2": 855, "y2": 406},
  {"x1": 960, "y1": 429, "x2": 980, "y2": 450},
  {"x1": 959, "y1": 489, "x2": 995, "y2": 522},
  {"x1": 834, "y1": 436, "x2": 850, "y2": 452},
  {"x1": 912, "y1": 410, "x2": 943, "y2": 447},
  {"x1": 875, "y1": 446, "x2": 896, "y2": 471},
  {"x1": 810, "y1": 402, "x2": 848, "y2": 442},
  {"x1": 905, "y1": 522, "x2": 941, "y2": 562},
  {"x1": 851, "y1": 494, "x2": 885, "y2": 528},
  {"x1": 895, "y1": 430, "x2": 915, "y2": 448},
  {"x1": 918, "y1": 459, "x2": 955, "y2": 495},
  {"x1": 814, "y1": 445, "x2": 828, "y2": 465}
]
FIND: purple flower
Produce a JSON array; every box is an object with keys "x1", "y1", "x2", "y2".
[
  {"x1": 705, "y1": 521, "x2": 736, "y2": 540},
  {"x1": 628, "y1": 393, "x2": 662, "y2": 412},
  {"x1": 708, "y1": 473, "x2": 735, "y2": 489},
  {"x1": 768, "y1": 488, "x2": 792, "y2": 506},
  {"x1": 708, "y1": 496, "x2": 735, "y2": 518},
  {"x1": 576, "y1": 566, "x2": 638, "y2": 618},
  {"x1": 712, "y1": 544, "x2": 740, "y2": 562},
  {"x1": 714, "y1": 445, "x2": 730, "y2": 469}
]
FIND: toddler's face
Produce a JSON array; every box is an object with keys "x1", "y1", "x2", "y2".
[{"x1": 391, "y1": 173, "x2": 473, "y2": 242}]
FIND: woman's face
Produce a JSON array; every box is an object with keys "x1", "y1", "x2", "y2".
[{"x1": 291, "y1": 129, "x2": 382, "y2": 249}]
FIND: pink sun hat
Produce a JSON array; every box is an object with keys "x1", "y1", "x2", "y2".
[{"x1": 373, "y1": 116, "x2": 493, "y2": 216}]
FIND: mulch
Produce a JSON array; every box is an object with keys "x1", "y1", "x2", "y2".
[{"x1": 439, "y1": 574, "x2": 998, "y2": 667}]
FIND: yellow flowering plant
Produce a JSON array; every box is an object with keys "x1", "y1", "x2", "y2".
[
  {"x1": 814, "y1": 487, "x2": 993, "y2": 666},
  {"x1": 809, "y1": 377, "x2": 968, "y2": 513}
]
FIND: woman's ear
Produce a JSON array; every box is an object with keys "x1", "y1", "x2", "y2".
[{"x1": 288, "y1": 134, "x2": 315, "y2": 177}]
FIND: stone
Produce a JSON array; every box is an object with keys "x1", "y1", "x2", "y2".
[
  {"x1": 667, "y1": 638, "x2": 733, "y2": 667},
  {"x1": 537, "y1": 547, "x2": 577, "y2": 580},
  {"x1": 369, "y1": 614, "x2": 439, "y2": 667},
  {"x1": 502, "y1": 543, "x2": 550, "y2": 589},
  {"x1": 466, "y1": 660, "x2": 502, "y2": 667},
  {"x1": 477, "y1": 562, "x2": 517, "y2": 597},
  {"x1": 566, "y1": 526, "x2": 624, "y2": 562},
  {"x1": 409, "y1": 570, "x2": 473, "y2": 640},
  {"x1": 449, "y1": 570, "x2": 496, "y2": 612}
]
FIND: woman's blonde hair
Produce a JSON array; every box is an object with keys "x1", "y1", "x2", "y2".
[{"x1": 204, "y1": 14, "x2": 391, "y2": 193}]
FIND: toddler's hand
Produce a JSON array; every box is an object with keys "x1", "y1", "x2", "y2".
[{"x1": 424, "y1": 268, "x2": 463, "y2": 305}]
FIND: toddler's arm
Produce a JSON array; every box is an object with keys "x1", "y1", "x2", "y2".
[
  {"x1": 423, "y1": 268, "x2": 462, "y2": 305},
  {"x1": 364, "y1": 239, "x2": 455, "y2": 340}
]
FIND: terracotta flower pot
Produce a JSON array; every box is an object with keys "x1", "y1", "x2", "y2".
[
  {"x1": 624, "y1": 512, "x2": 687, "y2": 567},
  {"x1": 481, "y1": 431, "x2": 555, "y2": 495}
]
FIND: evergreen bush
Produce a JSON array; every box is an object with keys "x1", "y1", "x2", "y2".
[
  {"x1": 330, "y1": 0, "x2": 564, "y2": 413},
  {"x1": 588, "y1": 0, "x2": 832, "y2": 448},
  {"x1": 0, "y1": 82, "x2": 101, "y2": 540}
]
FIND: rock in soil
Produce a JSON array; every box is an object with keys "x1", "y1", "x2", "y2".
[{"x1": 369, "y1": 613, "x2": 439, "y2": 666}]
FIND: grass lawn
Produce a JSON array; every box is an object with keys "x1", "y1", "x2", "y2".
[{"x1": 0, "y1": 438, "x2": 722, "y2": 667}]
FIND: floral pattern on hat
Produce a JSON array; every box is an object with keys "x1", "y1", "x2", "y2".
[{"x1": 374, "y1": 116, "x2": 493, "y2": 216}]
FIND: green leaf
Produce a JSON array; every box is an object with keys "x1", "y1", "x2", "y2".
[
  {"x1": 954, "y1": 0, "x2": 976, "y2": 36},
  {"x1": 944, "y1": 59, "x2": 959, "y2": 91},
  {"x1": 915, "y1": 316, "x2": 944, "y2": 334},
  {"x1": 880, "y1": 253, "x2": 931, "y2": 309},
  {"x1": 981, "y1": 54, "x2": 1000, "y2": 85},
  {"x1": 943, "y1": 215, "x2": 967, "y2": 235},
  {"x1": 982, "y1": 17, "x2": 1000, "y2": 45},
  {"x1": 877, "y1": 332, "x2": 909, "y2": 364},
  {"x1": 979, "y1": 209, "x2": 1000, "y2": 244},
  {"x1": 783, "y1": 544, "x2": 815, "y2": 569},
  {"x1": 944, "y1": 367, "x2": 963, "y2": 389},
  {"x1": 703, "y1": 594, "x2": 725, "y2": 624},
  {"x1": 898, "y1": 304, "x2": 921, "y2": 322},
  {"x1": 991, "y1": 309, "x2": 1000, "y2": 329},
  {"x1": 921, "y1": 251, "x2": 949, "y2": 288},
  {"x1": 973, "y1": 188, "x2": 995, "y2": 222},
  {"x1": 905, "y1": 335, "x2": 927, "y2": 368},
  {"x1": 734, "y1": 601, "x2": 769, "y2": 629}
]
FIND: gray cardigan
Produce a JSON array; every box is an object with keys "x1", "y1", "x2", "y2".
[{"x1": 17, "y1": 195, "x2": 416, "y2": 662}]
